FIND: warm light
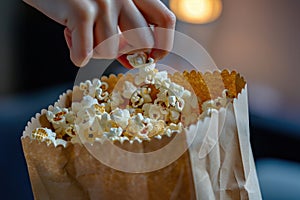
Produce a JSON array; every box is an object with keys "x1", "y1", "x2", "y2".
[{"x1": 170, "y1": 0, "x2": 222, "y2": 24}]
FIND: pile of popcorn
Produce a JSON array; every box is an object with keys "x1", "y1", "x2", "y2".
[{"x1": 30, "y1": 53, "x2": 231, "y2": 147}]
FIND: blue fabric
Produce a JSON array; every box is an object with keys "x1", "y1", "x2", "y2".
[{"x1": 256, "y1": 158, "x2": 300, "y2": 200}]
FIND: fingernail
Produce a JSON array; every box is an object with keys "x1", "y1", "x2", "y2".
[
  {"x1": 150, "y1": 51, "x2": 161, "y2": 62},
  {"x1": 117, "y1": 55, "x2": 133, "y2": 69}
]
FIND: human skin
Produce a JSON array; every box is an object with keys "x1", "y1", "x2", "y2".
[{"x1": 22, "y1": 0, "x2": 176, "y2": 68}]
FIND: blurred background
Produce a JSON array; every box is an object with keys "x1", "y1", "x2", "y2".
[{"x1": 1, "y1": 0, "x2": 300, "y2": 199}]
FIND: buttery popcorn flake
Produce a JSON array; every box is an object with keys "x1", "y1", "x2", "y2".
[{"x1": 31, "y1": 128, "x2": 66, "y2": 147}]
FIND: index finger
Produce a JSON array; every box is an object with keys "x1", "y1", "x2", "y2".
[
  {"x1": 69, "y1": 22, "x2": 94, "y2": 67},
  {"x1": 132, "y1": 0, "x2": 176, "y2": 61}
]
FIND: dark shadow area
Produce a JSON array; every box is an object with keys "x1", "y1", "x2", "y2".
[
  {"x1": 13, "y1": 4, "x2": 78, "y2": 94},
  {"x1": 250, "y1": 113, "x2": 300, "y2": 163}
]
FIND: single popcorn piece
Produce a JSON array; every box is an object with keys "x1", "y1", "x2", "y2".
[
  {"x1": 154, "y1": 70, "x2": 169, "y2": 85},
  {"x1": 31, "y1": 128, "x2": 66, "y2": 147},
  {"x1": 146, "y1": 104, "x2": 169, "y2": 121},
  {"x1": 130, "y1": 91, "x2": 144, "y2": 108},
  {"x1": 79, "y1": 78, "x2": 109, "y2": 101},
  {"x1": 65, "y1": 124, "x2": 76, "y2": 138},
  {"x1": 111, "y1": 108, "x2": 130, "y2": 129},
  {"x1": 31, "y1": 128, "x2": 56, "y2": 145},
  {"x1": 147, "y1": 119, "x2": 165, "y2": 137},
  {"x1": 108, "y1": 91, "x2": 124, "y2": 110},
  {"x1": 80, "y1": 79, "x2": 99, "y2": 97},
  {"x1": 126, "y1": 52, "x2": 154, "y2": 69},
  {"x1": 130, "y1": 87, "x2": 152, "y2": 108},
  {"x1": 46, "y1": 106, "x2": 75, "y2": 138},
  {"x1": 139, "y1": 87, "x2": 152, "y2": 103},
  {"x1": 126, "y1": 113, "x2": 146, "y2": 137},
  {"x1": 136, "y1": 65, "x2": 157, "y2": 85},
  {"x1": 46, "y1": 106, "x2": 68, "y2": 124},
  {"x1": 169, "y1": 109, "x2": 181, "y2": 123},
  {"x1": 122, "y1": 81, "x2": 137, "y2": 99}
]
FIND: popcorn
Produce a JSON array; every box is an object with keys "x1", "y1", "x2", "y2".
[
  {"x1": 201, "y1": 89, "x2": 231, "y2": 118},
  {"x1": 130, "y1": 91, "x2": 144, "y2": 108},
  {"x1": 169, "y1": 82, "x2": 191, "y2": 99},
  {"x1": 139, "y1": 87, "x2": 152, "y2": 103},
  {"x1": 103, "y1": 127, "x2": 123, "y2": 140},
  {"x1": 79, "y1": 79, "x2": 109, "y2": 101},
  {"x1": 169, "y1": 109, "x2": 180, "y2": 123},
  {"x1": 174, "y1": 97, "x2": 185, "y2": 112},
  {"x1": 80, "y1": 79, "x2": 99, "y2": 97},
  {"x1": 46, "y1": 106, "x2": 75, "y2": 138},
  {"x1": 93, "y1": 103, "x2": 106, "y2": 115},
  {"x1": 168, "y1": 96, "x2": 177, "y2": 107},
  {"x1": 147, "y1": 119, "x2": 165, "y2": 137},
  {"x1": 122, "y1": 81, "x2": 137, "y2": 99},
  {"x1": 72, "y1": 95, "x2": 98, "y2": 114},
  {"x1": 111, "y1": 108, "x2": 130, "y2": 129},
  {"x1": 154, "y1": 71, "x2": 169, "y2": 85},
  {"x1": 32, "y1": 52, "x2": 231, "y2": 145},
  {"x1": 46, "y1": 106, "x2": 68, "y2": 124},
  {"x1": 135, "y1": 64, "x2": 156, "y2": 85},
  {"x1": 95, "y1": 87, "x2": 109, "y2": 101},
  {"x1": 65, "y1": 124, "x2": 76, "y2": 138},
  {"x1": 126, "y1": 113, "x2": 148, "y2": 138},
  {"x1": 146, "y1": 104, "x2": 168, "y2": 121},
  {"x1": 79, "y1": 124, "x2": 98, "y2": 144},
  {"x1": 154, "y1": 88, "x2": 169, "y2": 106},
  {"x1": 130, "y1": 87, "x2": 152, "y2": 108},
  {"x1": 96, "y1": 112, "x2": 112, "y2": 132},
  {"x1": 31, "y1": 128, "x2": 66, "y2": 147},
  {"x1": 108, "y1": 91, "x2": 124, "y2": 110},
  {"x1": 166, "y1": 123, "x2": 183, "y2": 136},
  {"x1": 31, "y1": 128, "x2": 56, "y2": 145},
  {"x1": 126, "y1": 52, "x2": 154, "y2": 69}
]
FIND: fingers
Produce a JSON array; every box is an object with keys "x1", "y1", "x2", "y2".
[
  {"x1": 116, "y1": 0, "x2": 155, "y2": 68},
  {"x1": 133, "y1": 0, "x2": 176, "y2": 61},
  {"x1": 64, "y1": 28, "x2": 72, "y2": 50},
  {"x1": 65, "y1": 2, "x2": 95, "y2": 67},
  {"x1": 149, "y1": 28, "x2": 175, "y2": 62},
  {"x1": 117, "y1": 54, "x2": 133, "y2": 69},
  {"x1": 116, "y1": 34, "x2": 134, "y2": 69},
  {"x1": 69, "y1": 24, "x2": 94, "y2": 67},
  {"x1": 118, "y1": 0, "x2": 154, "y2": 55},
  {"x1": 132, "y1": 0, "x2": 176, "y2": 30},
  {"x1": 63, "y1": 0, "x2": 175, "y2": 68},
  {"x1": 92, "y1": 2, "x2": 120, "y2": 59},
  {"x1": 92, "y1": 21, "x2": 120, "y2": 59}
]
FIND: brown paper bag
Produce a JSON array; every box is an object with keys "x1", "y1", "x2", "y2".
[{"x1": 21, "y1": 70, "x2": 261, "y2": 199}]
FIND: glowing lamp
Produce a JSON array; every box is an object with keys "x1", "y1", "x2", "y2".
[{"x1": 170, "y1": 0, "x2": 222, "y2": 24}]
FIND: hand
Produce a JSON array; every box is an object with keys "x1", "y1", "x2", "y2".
[{"x1": 23, "y1": 0, "x2": 176, "y2": 68}]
